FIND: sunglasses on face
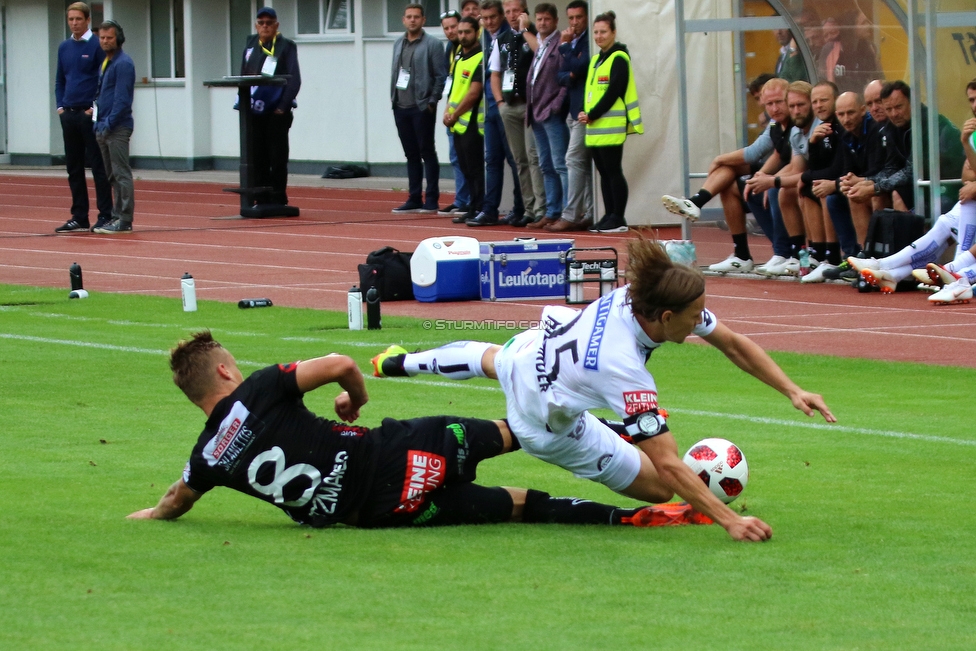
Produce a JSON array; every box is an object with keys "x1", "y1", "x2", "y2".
[{"x1": 256, "y1": 19, "x2": 276, "y2": 26}]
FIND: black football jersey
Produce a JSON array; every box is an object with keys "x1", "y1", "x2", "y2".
[{"x1": 182, "y1": 364, "x2": 376, "y2": 527}]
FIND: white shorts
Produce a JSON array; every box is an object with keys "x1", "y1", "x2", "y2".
[{"x1": 495, "y1": 340, "x2": 641, "y2": 492}]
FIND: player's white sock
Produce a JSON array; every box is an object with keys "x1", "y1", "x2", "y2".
[
  {"x1": 880, "y1": 212, "x2": 955, "y2": 270},
  {"x1": 886, "y1": 263, "x2": 914, "y2": 282},
  {"x1": 403, "y1": 341, "x2": 493, "y2": 379},
  {"x1": 946, "y1": 250, "x2": 976, "y2": 274},
  {"x1": 955, "y1": 201, "x2": 976, "y2": 256}
]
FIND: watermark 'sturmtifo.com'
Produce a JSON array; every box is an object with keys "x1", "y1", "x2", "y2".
[{"x1": 422, "y1": 319, "x2": 544, "y2": 331}]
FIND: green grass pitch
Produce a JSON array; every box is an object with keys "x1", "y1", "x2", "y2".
[{"x1": 1, "y1": 284, "x2": 974, "y2": 650}]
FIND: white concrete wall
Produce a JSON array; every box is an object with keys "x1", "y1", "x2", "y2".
[
  {"x1": 7, "y1": 0, "x2": 59, "y2": 155},
  {"x1": 129, "y1": 85, "x2": 190, "y2": 158}
]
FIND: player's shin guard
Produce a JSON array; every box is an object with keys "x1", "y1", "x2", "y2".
[
  {"x1": 402, "y1": 341, "x2": 494, "y2": 380},
  {"x1": 522, "y1": 489, "x2": 624, "y2": 525}
]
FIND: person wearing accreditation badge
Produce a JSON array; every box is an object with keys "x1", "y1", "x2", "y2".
[
  {"x1": 577, "y1": 11, "x2": 642, "y2": 233},
  {"x1": 92, "y1": 19, "x2": 136, "y2": 234},
  {"x1": 373, "y1": 238, "x2": 836, "y2": 542},
  {"x1": 128, "y1": 331, "x2": 716, "y2": 531},
  {"x1": 241, "y1": 7, "x2": 301, "y2": 209},
  {"x1": 390, "y1": 4, "x2": 447, "y2": 214}
]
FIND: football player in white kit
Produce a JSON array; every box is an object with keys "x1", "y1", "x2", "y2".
[{"x1": 374, "y1": 238, "x2": 835, "y2": 541}]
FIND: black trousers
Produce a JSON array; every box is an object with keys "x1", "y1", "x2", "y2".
[
  {"x1": 251, "y1": 111, "x2": 293, "y2": 206},
  {"x1": 590, "y1": 144, "x2": 628, "y2": 220},
  {"x1": 393, "y1": 105, "x2": 440, "y2": 208},
  {"x1": 60, "y1": 109, "x2": 112, "y2": 224},
  {"x1": 454, "y1": 127, "x2": 485, "y2": 214}
]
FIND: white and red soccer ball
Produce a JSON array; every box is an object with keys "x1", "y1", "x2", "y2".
[{"x1": 683, "y1": 438, "x2": 749, "y2": 504}]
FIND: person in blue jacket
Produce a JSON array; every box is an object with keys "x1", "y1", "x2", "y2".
[{"x1": 92, "y1": 19, "x2": 136, "y2": 234}]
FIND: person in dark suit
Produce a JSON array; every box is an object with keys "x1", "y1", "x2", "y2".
[{"x1": 241, "y1": 7, "x2": 301, "y2": 208}]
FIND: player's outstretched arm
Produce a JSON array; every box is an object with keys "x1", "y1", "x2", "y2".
[
  {"x1": 295, "y1": 354, "x2": 369, "y2": 419},
  {"x1": 635, "y1": 434, "x2": 772, "y2": 542},
  {"x1": 127, "y1": 479, "x2": 201, "y2": 521},
  {"x1": 703, "y1": 323, "x2": 836, "y2": 423}
]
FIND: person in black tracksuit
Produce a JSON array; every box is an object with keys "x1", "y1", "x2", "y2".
[
  {"x1": 241, "y1": 7, "x2": 301, "y2": 207},
  {"x1": 809, "y1": 93, "x2": 888, "y2": 256}
]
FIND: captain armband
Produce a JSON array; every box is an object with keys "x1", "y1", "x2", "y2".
[{"x1": 621, "y1": 409, "x2": 670, "y2": 444}]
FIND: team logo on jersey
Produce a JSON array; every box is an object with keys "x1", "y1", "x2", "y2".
[
  {"x1": 583, "y1": 293, "x2": 614, "y2": 370},
  {"x1": 596, "y1": 454, "x2": 613, "y2": 472},
  {"x1": 278, "y1": 362, "x2": 298, "y2": 373},
  {"x1": 204, "y1": 401, "x2": 256, "y2": 469},
  {"x1": 597, "y1": 75, "x2": 609, "y2": 84},
  {"x1": 395, "y1": 451, "x2": 446, "y2": 513},
  {"x1": 622, "y1": 390, "x2": 658, "y2": 415},
  {"x1": 461, "y1": 69, "x2": 471, "y2": 80}
]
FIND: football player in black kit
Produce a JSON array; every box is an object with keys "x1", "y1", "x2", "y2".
[{"x1": 128, "y1": 331, "x2": 713, "y2": 529}]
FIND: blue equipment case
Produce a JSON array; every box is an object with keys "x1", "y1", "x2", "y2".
[{"x1": 479, "y1": 238, "x2": 574, "y2": 301}]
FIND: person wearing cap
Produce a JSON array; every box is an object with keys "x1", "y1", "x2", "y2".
[{"x1": 241, "y1": 7, "x2": 301, "y2": 208}]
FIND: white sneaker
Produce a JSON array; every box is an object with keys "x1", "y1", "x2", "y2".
[
  {"x1": 755, "y1": 255, "x2": 786, "y2": 274},
  {"x1": 661, "y1": 195, "x2": 701, "y2": 221},
  {"x1": 926, "y1": 262, "x2": 960, "y2": 287},
  {"x1": 912, "y1": 269, "x2": 936, "y2": 286},
  {"x1": 847, "y1": 256, "x2": 880, "y2": 273},
  {"x1": 764, "y1": 257, "x2": 800, "y2": 276},
  {"x1": 800, "y1": 263, "x2": 837, "y2": 283},
  {"x1": 708, "y1": 255, "x2": 755, "y2": 273},
  {"x1": 861, "y1": 268, "x2": 898, "y2": 293},
  {"x1": 929, "y1": 277, "x2": 973, "y2": 304}
]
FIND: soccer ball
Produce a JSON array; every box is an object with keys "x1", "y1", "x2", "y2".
[{"x1": 682, "y1": 438, "x2": 749, "y2": 504}]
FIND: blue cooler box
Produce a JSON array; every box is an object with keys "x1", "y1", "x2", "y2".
[
  {"x1": 480, "y1": 238, "x2": 574, "y2": 301},
  {"x1": 411, "y1": 236, "x2": 481, "y2": 302}
]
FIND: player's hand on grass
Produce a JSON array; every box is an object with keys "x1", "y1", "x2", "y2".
[
  {"x1": 790, "y1": 390, "x2": 836, "y2": 423},
  {"x1": 127, "y1": 508, "x2": 155, "y2": 519},
  {"x1": 334, "y1": 391, "x2": 361, "y2": 422},
  {"x1": 727, "y1": 516, "x2": 772, "y2": 542}
]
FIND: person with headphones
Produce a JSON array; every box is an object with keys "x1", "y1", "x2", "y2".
[{"x1": 92, "y1": 19, "x2": 136, "y2": 234}]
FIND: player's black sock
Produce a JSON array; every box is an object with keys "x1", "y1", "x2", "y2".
[
  {"x1": 789, "y1": 235, "x2": 806, "y2": 259},
  {"x1": 522, "y1": 489, "x2": 634, "y2": 525},
  {"x1": 690, "y1": 189, "x2": 713, "y2": 209},
  {"x1": 502, "y1": 419, "x2": 522, "y2": 451},
  {"x1": 826, "y1": 241, "x2": 842, "y2": 265},
  {"x1": 732, "y1": 233, "x2": 751, "y2": 262}
]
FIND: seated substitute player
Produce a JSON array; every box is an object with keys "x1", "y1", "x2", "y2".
[
  {"x1": 660, "y1": 75, "x2": 787, "y2": 273},
  {"x1": 373, "y1": 238, "x2": 837, "y2": 542},
  {"x1": 127, "y1": 332, "x2": 708, "y2": 530},
  {"x1": 849, "y1": 81, "x2": 976, "y2": 299}
]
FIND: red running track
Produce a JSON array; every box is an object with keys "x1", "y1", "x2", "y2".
[{"x1": 0, "y1": 173, "x2": 972, "y2": 367}]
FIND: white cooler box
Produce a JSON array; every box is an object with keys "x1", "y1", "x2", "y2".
[
  {"x1": 480, "y1": 238, "x2": 574, "y2": 301},
  {"x1": 411, "y1": 236, "x2": 481, "y2": 302}
]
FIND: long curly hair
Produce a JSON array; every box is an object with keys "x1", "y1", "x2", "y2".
[{"x1": 625, "y1": 237, "x2": 705, "y2": 322}]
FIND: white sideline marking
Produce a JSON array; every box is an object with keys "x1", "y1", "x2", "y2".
[
  {"x1": 4, "y1": 332, "x2": 973, "y2": 448},
  {"x1": 668, "y1": 408, "x2": 976, "y2": 447}
]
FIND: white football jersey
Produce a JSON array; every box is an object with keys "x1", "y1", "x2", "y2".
[{"x1": 498, "y1": 286, "x2": 718, "y2": 435}]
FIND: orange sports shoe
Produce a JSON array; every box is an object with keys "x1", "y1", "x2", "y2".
[{"x1": 621, "y1": 502, "x2": 714, "y2": 527}]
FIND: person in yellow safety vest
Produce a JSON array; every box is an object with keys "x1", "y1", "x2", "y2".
[
  {"x1": 439, "y1": 10, "x2": 471, "y2": 216},
  {"x1": 444, "y1": 16, "x2": 487, "y2": 224},
  {"x1": 578, "y1": 10, "x2": 643, "y2": 233}
]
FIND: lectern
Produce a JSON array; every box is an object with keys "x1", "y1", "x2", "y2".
[{"x1": 203, "y1": 75, "x2": 300, "y2": 218}]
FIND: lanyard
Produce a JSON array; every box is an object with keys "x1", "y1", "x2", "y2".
[{"x1": 261, "y1": 35, "x2": 277, "y2": 57}]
